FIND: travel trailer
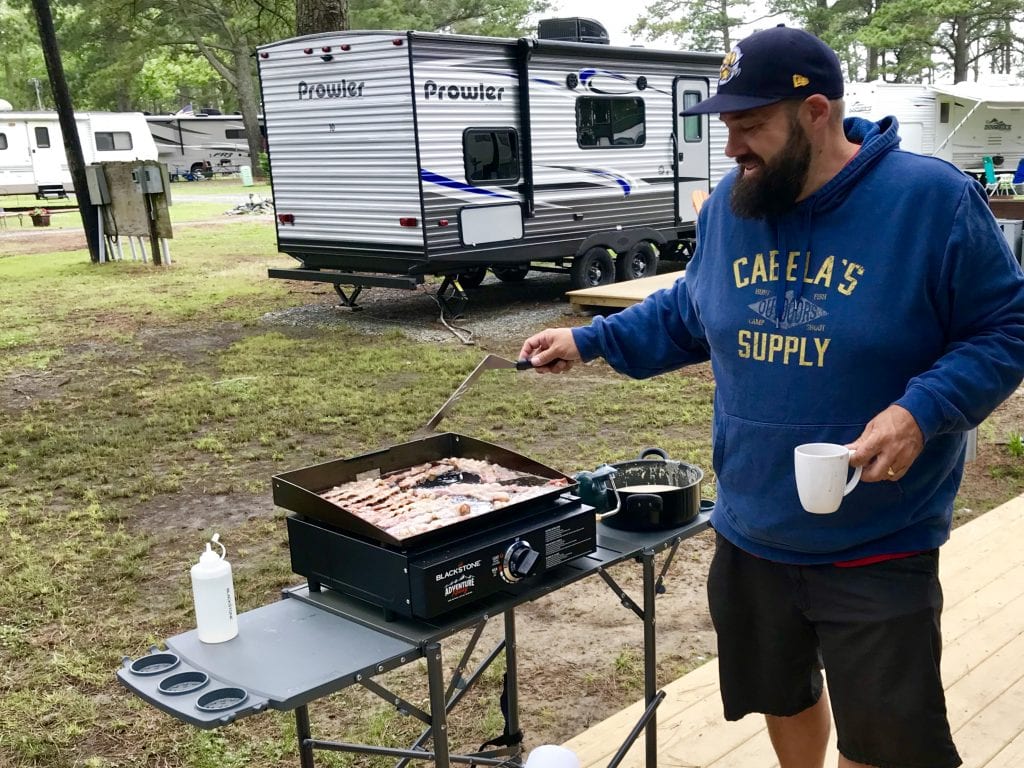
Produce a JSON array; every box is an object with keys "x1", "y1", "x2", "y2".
[
  {"x1": 0, "y1": 110, "x2": 157, "y2": 197},
  {"x1": 145, "y1": 114, "x2": 258, "y2": 179},
  {"x1": 256, "y1": 22, "x2": 733, "y2": 301},
  {"x1": 844, "y1": 81, "x2": 1024, "y2": 173}
]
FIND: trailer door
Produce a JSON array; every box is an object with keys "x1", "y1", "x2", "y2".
[
  {"x1": 27, "y1": 121, "x2": 65, "y2": 185},
  {"x1": 673, "y1": 78, "x2": 710, "y2": 223}
]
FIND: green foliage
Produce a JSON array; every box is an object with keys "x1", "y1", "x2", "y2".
[
  {"x1": 630, "y1": 0, "x2": 752, "y2": 51},
  {"x1": 350, "y1": 0, "x2": 551, "y2": 36},
  {"x1": 1009, "y1": 432, "x2": 1024, "y2": 458}
]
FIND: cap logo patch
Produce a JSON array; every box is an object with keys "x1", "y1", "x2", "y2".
[
  {"x1": 793, "y1": 74, "x2": 810, "y2": 88},
  {"x1": 719, "y1": 45, "x2": 743, "y2": 85}
]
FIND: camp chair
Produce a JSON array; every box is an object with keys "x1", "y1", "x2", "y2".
[
  {"x1": 983, "y1": 156, "x2": 1015, "y2": 196},
  {"x1": 1012, "y1": 158, "x2": 1024, "y2": 194},
  {"x1": 691, "y1": 189, "x2": 710, "y2": 214}
]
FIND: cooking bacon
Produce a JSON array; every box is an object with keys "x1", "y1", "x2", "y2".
[{"x1": 317, "y1": 457, "x2": 567, "y2": 539}]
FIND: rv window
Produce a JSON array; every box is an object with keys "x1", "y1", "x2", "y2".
[
  {"x1": 940, "y1": 102, "x2": 950, "y2": 124},
  {"x1": 34, "y1": 127, "x2": 50, "y2": 148},
  {"x1": 463, "y1": 128, "x2": 520, "y2": 183},
  {"x1": 95, "y1": 132, "x2": 134, "y2": 151},
  {"x1": 682, "y1": 91, "x2": 703, "y2": 142},
  {"x1": 576, "y1": 97, "x2": 645, "y2": 148},
  {"x1": 225, "y1": 129, "x2": 246, "y2": 139},
  {"x1": 0, "y1": 133, "x2": 6, "y2": 150}
]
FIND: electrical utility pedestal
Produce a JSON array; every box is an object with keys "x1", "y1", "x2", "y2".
[{"x1": 85, "y1": 161, "x2": 173, "y2": 265}]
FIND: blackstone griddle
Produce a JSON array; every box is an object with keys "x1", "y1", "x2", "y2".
[{"x1": 272, "y1": 432, "x2": 597, "y2": 620}]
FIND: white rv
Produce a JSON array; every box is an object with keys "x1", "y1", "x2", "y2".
[
  {"x1": 145, "y1": 115, "x2": 257, "y2": 179},
  {"x1": 0, "y1": 110, "x2": 157, "y2": 197},
  {"x1": 844, "y1": 81, "x2": 1024, "y2": 173},
  {"x1": 256, "y1": 25, "x2": 731, "y2": 299}
]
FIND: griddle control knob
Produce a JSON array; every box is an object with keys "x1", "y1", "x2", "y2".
[{"x1": 501, "y1": 539, "x2": 540, "y2": 583}]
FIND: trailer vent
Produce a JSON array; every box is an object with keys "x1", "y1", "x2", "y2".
[{"x1": 537, "y1": 17, "x2": 610, "y2": 45}]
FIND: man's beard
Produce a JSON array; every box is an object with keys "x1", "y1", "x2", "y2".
[{"x1": 730, "y1": 119, "x2": 812, "y2": 220}]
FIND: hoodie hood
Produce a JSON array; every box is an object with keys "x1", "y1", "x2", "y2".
[{"x1": 764, "y1": 116, "x2": 902, "y2": 322}]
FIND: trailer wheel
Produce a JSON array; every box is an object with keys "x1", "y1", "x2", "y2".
[
  {"x1": 454, "y1": 268, "x2": 487, "y2": 289},
  {"x1": 492, "y1": 264, "x2": 530, "y2": 282},
  {"x1": 617, "y1": 240, "x2": 660, "y2": 281},
  {"x1": 571, "y1": 247, "x2": 616, "y2": 290}
]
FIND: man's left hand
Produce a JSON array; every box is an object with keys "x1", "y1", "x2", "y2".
[{"x1": 847, "y1": 404, "x2": 925, "y2": 482}]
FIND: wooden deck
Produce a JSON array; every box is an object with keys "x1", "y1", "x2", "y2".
[
  {"x1": 563, "y1": 493, "x2": 1024, "y2": 768},
  {"x1": 567, "y1": 270, "x2": 685, "y2": 312}
]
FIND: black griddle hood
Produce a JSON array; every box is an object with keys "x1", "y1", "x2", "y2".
[{"x1": 272, "y1": 433, "x2": 576, "y2": 549}]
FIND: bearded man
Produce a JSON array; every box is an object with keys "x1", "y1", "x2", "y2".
[{"x1": 519, "y1": 25, "x2": 1024, "y2": 768}]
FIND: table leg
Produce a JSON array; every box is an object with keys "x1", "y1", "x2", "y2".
[
  {"x1": 295, "y1": 704, "x2": 315, "y2": 768},
  {"x1": 642, "y1": 549, "x2": 657, "y2": 768},
  {"x1": 426, "y1": 642, "x2": 451, "y2": 768},
  {"x1": 504, "y1": 609, "x2": 521, "y2": 757}
]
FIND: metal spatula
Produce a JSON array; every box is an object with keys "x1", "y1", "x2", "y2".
[{"x1": 424, "y1": 354, "x2": 533, "y2": 431}]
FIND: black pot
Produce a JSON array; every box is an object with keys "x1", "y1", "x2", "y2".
[{"x1": 598, "y1": 448, "x2": 704, "y2": 531}]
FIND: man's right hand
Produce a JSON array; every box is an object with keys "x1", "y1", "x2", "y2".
[{"x1": 519, "y1": 328, "x2": 581, "y2": 373}]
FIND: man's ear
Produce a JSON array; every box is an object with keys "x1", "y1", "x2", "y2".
[{"x1": 802, "y1": 94, "x2": 832, "y2": 128}]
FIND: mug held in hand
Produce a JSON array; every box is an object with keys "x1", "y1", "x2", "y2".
[{"x1": 793, "y1": 443, "x2": 862, "y2": 514}]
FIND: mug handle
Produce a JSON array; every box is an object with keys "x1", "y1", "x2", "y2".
[{"x1": 844, "y1": 449, "x2": 862, "y2": 496}]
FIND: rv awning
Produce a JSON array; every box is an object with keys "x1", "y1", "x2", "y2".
[{"x1": 929, "y1": 83, "x2": 1024, "y2": 109}]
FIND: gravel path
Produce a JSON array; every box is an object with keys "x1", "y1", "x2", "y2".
[{"x1": 262, "y1": 271, "x2": 587, "y2": 345}]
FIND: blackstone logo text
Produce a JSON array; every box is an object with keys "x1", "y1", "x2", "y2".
[
  {"x1": 435, "y1": 559, "x2": 482, "y2": 581},
  {"x1": 298, "y1": 79, "x2": 365, "y2": 100},
  {"x1": 424, "y1": 80, "x2": 505, "y2": 101}
]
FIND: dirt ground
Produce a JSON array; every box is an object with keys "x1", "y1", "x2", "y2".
[{"x1": 5, "y1": 221, "x2": 1023, "y2": 760}]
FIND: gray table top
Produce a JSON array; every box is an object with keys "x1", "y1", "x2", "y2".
[{"x1": 166, "y1": 597, "x2": 418, "y2": 709}]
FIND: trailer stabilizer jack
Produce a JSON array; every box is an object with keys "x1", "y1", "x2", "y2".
[
  {"x1": 437, "y1": 275, "x2": 469, "y2": 319},
  {"x1": 333, "y1": 284, "x2": 364, "y2": 310}
]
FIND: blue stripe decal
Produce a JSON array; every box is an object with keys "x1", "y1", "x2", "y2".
[
  {"x1": 548, "y1": 164, "x2": 633, "y2": 197},
  {"x1": 420, "y1": 169, "x2": 512, "y2": 198}
]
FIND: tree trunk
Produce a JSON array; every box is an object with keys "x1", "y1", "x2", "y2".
[
  {"x1": 296, "y1": 0, "x2": 348, "y2": 37},
  {"x1": 952, "y1": 17, "x2": 969, "y2": 83},
  {"x1": 234, "y1": 43, "x2": 265, "y2": 180}
]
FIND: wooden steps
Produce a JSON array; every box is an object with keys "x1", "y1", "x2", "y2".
[{"x1": 566, "y1": 270, "x2": 685, "y2": 313}]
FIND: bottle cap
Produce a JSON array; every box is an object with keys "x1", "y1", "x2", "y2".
[{"x1": 197, "y1": 533, "x2": 226, "y2": 567}]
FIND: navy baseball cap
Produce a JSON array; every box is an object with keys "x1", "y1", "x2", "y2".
[{"x1": 682, "y1": 25, "x2": 844, "y2": 115}]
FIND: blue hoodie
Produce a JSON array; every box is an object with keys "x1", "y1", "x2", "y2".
[{"x1": 573, "y1": 116, "x2": 1024, "y2": 564}]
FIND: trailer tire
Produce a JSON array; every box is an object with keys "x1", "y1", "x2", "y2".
[
  {"x1": 617, "y1": 240, "x2": 659, "y2": 281},
  {"x1": 493, "y1": 264, "x2": 530, "y2": 282},
  {"x1": 455, "y1": 268, "x2": 487, "y2": 289},
  {"x1": 571, "y1": 247, "x2": 616, "y2": 290}
]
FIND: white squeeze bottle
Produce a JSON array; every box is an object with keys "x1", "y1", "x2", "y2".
[{"x1": 190, "y1": 533, "x2": 238, "y2": 643}]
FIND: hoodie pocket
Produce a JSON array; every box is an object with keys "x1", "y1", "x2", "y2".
[{"x1": 713, "y1": 409, "x2": 906, "y2": 555}]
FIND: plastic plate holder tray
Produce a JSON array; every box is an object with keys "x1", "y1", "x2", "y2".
[{"x1": 117, "y1": 647, "x2": 268, "y2": 728}]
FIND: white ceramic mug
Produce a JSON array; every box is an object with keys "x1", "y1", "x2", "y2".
[{"x1": 794, "y1": 443, "x2": 862, "y2": 514}]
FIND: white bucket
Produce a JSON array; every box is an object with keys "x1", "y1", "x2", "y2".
[{"x1": 240, "y1": 165, "x2": 254, "y2": 187}]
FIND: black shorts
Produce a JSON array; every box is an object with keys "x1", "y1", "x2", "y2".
[{"x1": 707, "y1": 533, "x2": 961, "y2": 768}]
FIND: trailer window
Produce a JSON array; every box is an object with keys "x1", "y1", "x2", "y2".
[
  {"x1": 463, "y1": 128, "x2": 520, "y2": 183},
  {"x1": 95, "y1": 132, "x2": 134, "y2": 151},
  {"x1": 34, "y1": 127, "x2": 50, "y2": 148},
  {"x1": 682, "y1": 91, "x2": 703, "y2": 142},
  {"x1": 225, "y1": 129, "x2": 245, "y2": 139},
  {"x1": 0, "y1": 133, "x2": 6, "y2": 150},
  {"x1": 576, "y1": 97, "x2": 646, "y2": 148}
]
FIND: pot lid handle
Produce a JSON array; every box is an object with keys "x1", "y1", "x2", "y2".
[{"x1": 637, "y1": 447, "x2": 669, "y2": 461}]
